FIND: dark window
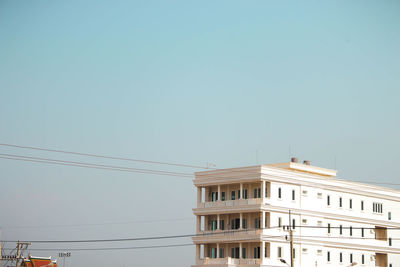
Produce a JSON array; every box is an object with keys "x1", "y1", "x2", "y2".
[
  {"x1": 389, "y1": 238, "x2": 392, "y2": 246},
  {"x1": 242, "y1": 218, "x2": 247, "y2": 229},
  {"x1": 328, "y1": 223, "x2": 331, "y2": 234},
  {"x1": 242, "y1": 248, "x2": 246, "y2": 259},
  {"x1": 340, "y1": 252, "x2": 343, "y2": 263},
  {"x1": 327, "y1": 251, "x2": 330, "y2": 262},
  {"x1": 254, "y1": 247, "x2": 260, "y2": 258},
  {"x1": 350, "y1": 253, "x2": 353, "y2": 263},
  {"x1": 278, "y1": 188, "x2": 282, "y2": 199},
  {"x1": 340, "y1": 225, "x2": 343, "y2": 235},
  {"x1": 362, "y1": 254, "x2": 365, "y2": 264},
  {"x1": 244, "y1": 189, "x2": 248, "y2": 199},
  {"x1": 292, "y1": 219, "x2": 296, "y2": 229},
  {"x1": 278, "y1": 217, "x2": 282, "y2": 227},
  {"x1": 292, "y1": 190, "x2": 295, "y2": 201},
  {"x1": 238, "y1": 190, "x2": 240, "y2": 199},
  {"x1": 327, "y1": 195, "x2": 330, "y2": 206},
  {"x1": 339, "y1": 197, "x2": 342, "y2": 207},
  {"x1": 231, "y1": 191, "x2": 236, "y2": 200},
  {"x1": 293, "y1": 248, "x2": 295, "y2": 259},
  {"x1": 221, "y1": 192, "x2": 226, "y2": 201},
  {"x1": 219, "y1": 248, "x2": 224, "y2": 258},
  {"x1": 350, "y1": 226, "x2": 353, "y2": 236},
  {"x1": 361, "y1": 228, "x2": 364, "y2": 237},
  {"x1": 349, "y1": 199, "x2": 352, "y2": 209},
  {"x1": 361, "y1": 200, "x2": 364, "y2": 210},
  {"x1": 389, "y1": 212, "x2": 392, "y2": 220}
]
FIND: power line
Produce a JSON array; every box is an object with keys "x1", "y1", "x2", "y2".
[
  {"x1": 2, "y1": 243, "x2": 195, "y2": 252},
  {"x1": 1, "y1": 217, "x2": 194, "y2": 230},
  {"x1": 0, "y1": 153, "x2": 192, "y2": 178},
  {"x1": 0, "y1": 143, "x2": 208, "y2": 170},
  {"x1": 1, "y1": 143, "x2": 399, "y2": 187},
  {"x1": 3, "y1": 224, "x2": 400, "y2": 244},
  {"x1": 0, "y1": 228, "x2": 281, "y2": 244}
]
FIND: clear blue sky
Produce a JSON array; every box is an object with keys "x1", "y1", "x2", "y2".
[{"x1": 1, "y1": 1, "x2": 399, "y2": 266}]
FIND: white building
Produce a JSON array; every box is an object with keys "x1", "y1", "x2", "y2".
[{"x1": 192, "y1": 158, "x2": 400, "y2": 267}]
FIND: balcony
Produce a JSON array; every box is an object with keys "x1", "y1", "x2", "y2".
[
  {"x1": 198, "y1": 198, "x2": 265, "y2": 209},
  {"x1": 197, "y1": 257, "x2": 261, "y2": 265}
]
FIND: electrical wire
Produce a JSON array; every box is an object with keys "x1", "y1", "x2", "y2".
[
  {"x1": 0, "y1": 143, "x2": 208, "y2": 170},
  {"x1": 0, "y1": 154, "x2": 192, "y2": 178}
]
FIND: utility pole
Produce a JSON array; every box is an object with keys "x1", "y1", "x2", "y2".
[
  {"x1": 15, "y1": 241, "x2": 31, "y2": 267},
  {"x1": 289, "y1": 210, "x2": 294, "y2": 267}
]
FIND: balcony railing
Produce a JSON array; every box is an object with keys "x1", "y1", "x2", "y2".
[
  {"x1": 198, "y1": 257, "x2": 261, "y2": 265},
  {"x1": 198, "y1": 198, "x2": 265, "y2": 208}
]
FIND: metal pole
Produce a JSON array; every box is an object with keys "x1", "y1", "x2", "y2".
[
  {"x1": 15, "y1": 241, "x2": 20, "y2": 267},
  {"x1": 289, "y1": 210, "x2": 294, "y2": 267}
]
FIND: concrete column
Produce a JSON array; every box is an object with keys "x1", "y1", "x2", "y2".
[
  {"x1": 217, "y1": 214, "x2": 220, "y2": 230},
  {"x1": 197, "y1": 187, "x2": 202, "y2": 205},
  {"x1": 262, "y1": 211, "x2": 266, "y2": 229},
  {"x1": 240, "y1": 213, "x2": 243, "y2": 229},
  {"x1": 216, "y1": 243, "x2": 220, "y2": 258},
  {"x1": 239, "y1": 242, "x2": 242, "y2": 259},
  {"x1": 196, "y1": 215, "x2": 201, "y2": 233},
  {"x1": 218, "y1": 185, "x2": 221, "y2": 202},
  {"x1": 240, "y1": 183, "x2": 243, "y2": 199},
  {"x1": 196, "y1": 244, "x2": 201, "y2": 263},
  {"x1": 261, "y1": 181, "x2": 266, "y2": 199},
  {"x1": 261, "y1": 241, "x2": 265, "y2": 264}
]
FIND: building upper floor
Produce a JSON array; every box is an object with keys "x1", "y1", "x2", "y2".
[{"x1": 194, "y1": 159, "x2": 400, "y2": 225}]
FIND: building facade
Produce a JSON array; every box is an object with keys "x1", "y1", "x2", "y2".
[{"x1": 192, "y1": 159, "x2": 400, "y2": 267}]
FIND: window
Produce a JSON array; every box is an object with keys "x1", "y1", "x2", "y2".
[
  {"x1": 278, "y1": 188, "x2": 282, "y2": 199},
  {"x1": 292, "y1": 190, "x2": 295, "y2": 201},
  {"x1": 373, "y1": 202, "x2": 383, "y2": 213},
  {"x1": 350, "y1": 253, "x2": 353, "y2": 263},
  {"x1": 254, "y1": 247, "x2": 260, "y2": 258},
  {"x1": 302, "y1": 219, "x2": 307, "y2": 225},
  {"x1": 242, "y1": 218, "x2": 247, "y2": 229},
  {"x1": 317, "y1": 250, "x2": 322, "y2": 255},
  {"x1": 219, "y1": 248, "x2": 224, "y2": 258},
  {"x1": 361, "y1": 227, "x2": 364, "y2": 237},
  {"x1": 237, "y1": 190, "x2": 241, "y2": 199},
  {"x1": 349, "y1": 199, "x2": 353, "y2": 209},
  {"x1": 212, "y1": 192, "x2": 217, "y2": 202},
  {"x1": 293, "y1": 248, "x2": 296, "y2": 258},
  {"x1": 244, "y1": 189, "x2": 248, "y2": 199},
  {"x1": 388, "y1": 212, "x2": 392, "y2": 220},
  {"x1": 328, "y1": 223, "x2": 331, "y2": 234},
  {"x1": 231, "y1": 191, "x2": 236, "y2": 200},
  {"x1": 361, "y1": 200, "x2": 364, "y2": 211},
  {"x1": 340, "y1": 225, "x2": 343, "y2": 235},
  {"x1": 292, "y1": 219, "x2": 296, "y2": 229},
  {"x1": 211, "y1": 247, "x2": 217, "y2": 258},
  {"x1": 221, "y1": 192, "x2": 226, "y2": 201},
  {"x1": 339, "y1": 197, "x2": 343, "y2": 208},
  {"x1": 255, "y1": 218, "x2": 260, "y2": 229},
  {"x1": 254, "y1": 188, "x2": 261, "y2": 198},
  {"x1": 327, "y1": 251, "x2": 331, "y2": 262},
  {"x1": 242, "y1": 248, "x2": 246, "y2": 259},
  {"x1": 361, "y1": 254, "x2": 365, "y2": 264},
  {"x1": 211, "y1": 220, "x2": 217, "y2": 231},
  {"x1": 265, "y1": 246, "x2": 269, "y2": 258},
  {"x1": 278, "y1": 217, "x2": 282, "y2": 228},
  {"x1": 340, "y1": 252, "x2": 343, "y2": 263},
  {"x1": 389, "y1": 237, "x2": 392, "y2": 246},
  {"x1": 277, "y1": 247, "x2": 282, "y2": 258},
  {"x1": 350, "y1": 226, "x2": 353, "y2": 236},
  {"x1": 317, "y1": 192, "x2": 323, "y2": 198},
  {"x1": 220, "y1": 220, "x2": 225, "y2": 230},
  {"x1": 302, "y1": 190, "x2": 308, "y2": 196},
  {"x1": 327, "y1": 195, "x2": 330, "y2": 206},
  {"x1": 265, "y1": 184, "x2": 268, "y2": 198},
  {"x1": 302, "y1": 248, "x2": 308, "y2": 253}
]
